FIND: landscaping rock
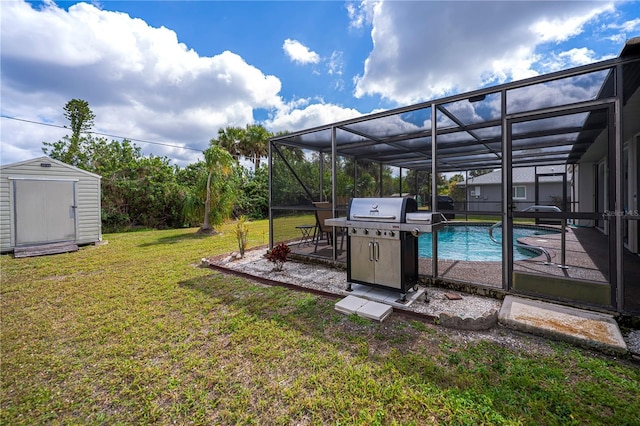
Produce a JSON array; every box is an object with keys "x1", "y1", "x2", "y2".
[
  {"x1": 444, "y1": 292, "x2": 463, "y2": 300},
  {"x1": 438, "y1": 309, "x2": 498, "y2": 331}
]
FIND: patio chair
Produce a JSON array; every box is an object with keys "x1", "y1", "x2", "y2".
[{"x1": 313, "y1": 202, "x2": 345, "y2": 253}]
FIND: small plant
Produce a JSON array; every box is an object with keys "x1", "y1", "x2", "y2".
[
  {"x1": 266, "y1": 243, "x2": 291, "y2": 271},
  {"x1": 234, "y1": 216, "x2": 249, "y2": 257}
]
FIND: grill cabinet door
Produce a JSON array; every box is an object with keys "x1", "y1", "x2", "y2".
[
  {"x1": 373, "y1": 239, "x2": 401, "y2": 289},
  {"x1": 349, "y1": 236, "x2": 375, "y2": 283}
]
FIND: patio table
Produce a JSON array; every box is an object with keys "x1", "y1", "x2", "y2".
[{"x1": 295, "y1": 225, "x2": 316, "y2": 247}]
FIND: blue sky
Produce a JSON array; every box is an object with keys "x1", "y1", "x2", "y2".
[
  {"x1": 85, "y1": 1, "x2": 379, "y2": 112},
  {"x1": 1, "y1": 0, "x2": 639, "y2": 166}
]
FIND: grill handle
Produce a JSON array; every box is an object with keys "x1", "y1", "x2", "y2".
[
  {"x1": 406, "y1": 217, "x2": 431, "y2": 222},
  {"x1": 368, "y1": 241, "x2": 374, "y2": 261},
  {"x1": 352, "y1": 214, "x2": 396, "y2": 220},
  {"x1": 374, "y1": 241, "x2": 380, "y2": 262}
]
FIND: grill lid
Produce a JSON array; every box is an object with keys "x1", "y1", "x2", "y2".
[{"x1": 347, "y1": 197, "x2": 417, "y2": 223}]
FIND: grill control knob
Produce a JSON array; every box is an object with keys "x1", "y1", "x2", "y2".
[
  {"x1": 351, "y1": 228, "x2": 357, "y2": 234},
  {"x1": 389, "y1": 231, "x2": 395, "y2": 237},
  {"x1": 411, "y1": 228, "x2": 420, "y2": 237},
  {"x1": 363, "y1": 229, "x2": 369, "y2": 235},
  {"x1": 375, "y1": 230, "x2": 381, "y2": 236}
]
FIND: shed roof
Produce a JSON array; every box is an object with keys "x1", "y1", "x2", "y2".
[{"x1": 1, "y1": 156, "x2": 102, "y2": 179}]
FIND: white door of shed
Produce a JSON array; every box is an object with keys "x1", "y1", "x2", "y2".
[{"x1": 14, "y1": 180, "x2": 76, "y2": 246}]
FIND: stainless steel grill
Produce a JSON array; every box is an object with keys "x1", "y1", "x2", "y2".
[{"x1": 325, "y1": 197, "x2": 442, "y2": 302}]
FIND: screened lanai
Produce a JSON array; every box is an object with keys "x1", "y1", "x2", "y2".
[{"x1": 269, "y1": 37, "x2": 640, "y2": 315}]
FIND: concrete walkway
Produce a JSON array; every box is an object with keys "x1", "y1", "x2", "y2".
[
  {"x1": 334, "y1": 286, "x2": 629, "y2": 355},
  {"x1": 498, "y1": 295, "x2": 628, "y2": 355}
]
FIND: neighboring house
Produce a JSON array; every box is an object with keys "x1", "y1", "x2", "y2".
[
  {"x1": 459, "y1": 166, "x2": 568, "y2": 212},
  {"x1": 0, "y1": 156, "x2": 102, "y2": 254}
]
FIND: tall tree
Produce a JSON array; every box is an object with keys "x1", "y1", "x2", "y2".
[
  {"x1": 65, "y1": 98, "x2": 95, "y2": 141},
  {"x1": 447, "y1": 173, "x2": 466, "y2": 201},
  {"x1": 42, "y1": 99, "x2": 95, "y2": 167}
]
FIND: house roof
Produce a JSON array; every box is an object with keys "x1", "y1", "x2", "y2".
[{"x1": 461, "y1": 166, "x2": 566, "y2": 185}]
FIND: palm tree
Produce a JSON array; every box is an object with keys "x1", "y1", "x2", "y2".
[
  {"x1": 244, "y1": 124, "x2": 270, "y2": 169},
  {"x1": 198, "y1": 143, "x2": 236, "y2": 234},
  {"x1": 216, "y1": 126, "x2": 245, "y2": 162}
]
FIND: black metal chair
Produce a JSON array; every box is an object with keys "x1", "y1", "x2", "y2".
[{"x1": 313, "y1": 202, "x2": 344, "y2": 253}]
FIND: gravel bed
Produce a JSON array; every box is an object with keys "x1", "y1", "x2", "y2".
[
  {"x1": 625, "y1": 330, "x2": 640, "y2": 357},
  {"x1": 206, "y1": 248, "x2": 502, "y2": 320},
  {"x1": 204, "y1": 247, "x2": 640, "y2": 357}
]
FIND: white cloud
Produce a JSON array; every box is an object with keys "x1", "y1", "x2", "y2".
[
  {"x1": 327, "y1": 51, "x2": 344, "y2": 76},
  {"x1": 346, "y1": 0, "x2": 376, "y2": 30},
  {"x1": 266, "y1": 103, "x2": 362, "y2": 134},
  {"x1": 604, "y1": 17, "x2": 640, "y2": 44},
  {"x1": 557, "y1": 48, "x2": 601, "y2": 67},
  {"x1": 537, "y1": 47, "x2": 616, "y2": 74},
  {"x1": 0, "y1": 1, "x2": 283, "y2": 166},
  {"x1": 327, "y1": 51, "x2": 345, "y2": 91},
  {"x1": 618, "y1": 17, "x2": 640, "y2": 32},
  {"x1": 530, "y1": 4, "x2": 614, "y2": 43},
  {"x1": 353, "y1": 1, "x2": 617, "y2": 105},
  {"x1": 604, "y1": 33, "x2": 628, "y2": 44},
  {"x1": 282, "y1": 39, "x2": 320, "y2": 65}
]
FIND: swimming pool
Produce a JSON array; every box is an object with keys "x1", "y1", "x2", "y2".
[{"x1": 418, "y1": 224, "x2": 559, "y2": 261}]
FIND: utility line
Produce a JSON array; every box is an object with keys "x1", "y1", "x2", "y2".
[{"x1": 1, "y1": 115, "x2": 204, "y2": 152}]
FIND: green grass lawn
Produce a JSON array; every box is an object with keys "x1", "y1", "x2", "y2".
[{"x1": 2, "y1": 221, "x2": 639, "y2": 425}]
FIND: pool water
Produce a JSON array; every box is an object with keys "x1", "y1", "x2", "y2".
[{"x1": 418, "y1": 225, "x2": 558, "y2": 261}]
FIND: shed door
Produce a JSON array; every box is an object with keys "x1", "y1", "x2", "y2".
[{"x1": 14, "y1": 180, "x2": 76, "y2": 246}]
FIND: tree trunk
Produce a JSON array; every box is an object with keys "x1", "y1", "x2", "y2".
[{"x1": 198, "y1": 171, "x2": 214, "y2": 233}]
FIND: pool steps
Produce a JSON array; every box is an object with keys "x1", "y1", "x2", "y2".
[{"x1": 489, "y1": 221, "x2": 553, "y2": 265}]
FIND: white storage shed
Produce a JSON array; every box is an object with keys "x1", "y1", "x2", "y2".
[{"x1": 0, "y1": 156, "x2": 102, "y2": 254}]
